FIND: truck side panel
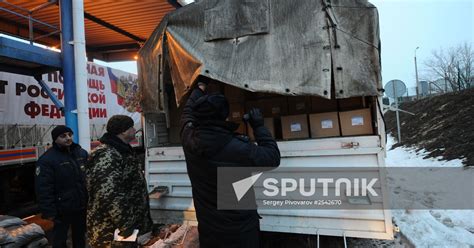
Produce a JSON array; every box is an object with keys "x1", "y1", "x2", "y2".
[{"x1": 146, "y1": 135, "x2": 393, "y2": 240}]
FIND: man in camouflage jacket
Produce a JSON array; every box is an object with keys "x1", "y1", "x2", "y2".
[{"x1": 86, "y1": 115, "x2": 152, "y2": 247}]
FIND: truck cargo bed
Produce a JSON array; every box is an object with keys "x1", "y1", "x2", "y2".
[{"x1": 145, "y1": 134, "x2": 393, "y2": 240}]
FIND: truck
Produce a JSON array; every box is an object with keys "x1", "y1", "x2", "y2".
[
  {"x1": 0, "y1": 61, "x2": 142, "y2": 215},
  {"x1": 137, "y1": 0, "x2": 393, "y2": 243}
]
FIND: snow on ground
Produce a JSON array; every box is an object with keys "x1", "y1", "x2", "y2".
[
  {"x1": 386, "y1": 136, "x2": 474, "y2": 248},
  {"x1": 385, "y1": 136, "x2": 465, "y2": 167}
]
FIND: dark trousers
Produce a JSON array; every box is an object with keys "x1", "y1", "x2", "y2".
[
  {"x1": 53, "y1": 210, "x2": 86, "y2": 248},
  {"x1": 198, "y1": 225, "x2": 260, "y2": 248}
]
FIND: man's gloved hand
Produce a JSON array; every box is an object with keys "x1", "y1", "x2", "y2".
[
  {"x1": 118, "y1": 227, "x2": 136, "y2": 239},
  {"x1": 249, "y1": 108, "x2": 264, "y2": 128},
  {"x1": 114, "y1": 228, "x2": 139, "y2": 242}
]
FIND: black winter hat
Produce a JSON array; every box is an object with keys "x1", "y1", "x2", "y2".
[
  {"x1": 193, "y1": 93, "x2": 229, "y2": 121},
  {"x1": 51, "y1": 125, "x2": 73, "y2": 142},
  {"x1": 106, "y1": 115, "x2": 135, "y2": 135}
]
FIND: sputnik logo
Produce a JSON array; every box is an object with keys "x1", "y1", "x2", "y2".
[{"x1": 232, "y1": 172, "x2": 263, "y2": 201}]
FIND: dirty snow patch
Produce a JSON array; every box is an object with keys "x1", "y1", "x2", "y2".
[{"x1": 386, "y1": 136, "x2": 473, "y2": 247}]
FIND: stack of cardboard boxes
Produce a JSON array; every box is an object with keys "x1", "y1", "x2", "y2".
[
  {"x1": 242, "y1": 93, "x2": 374, "y2": 140},
  {"x1": 166, "y1": 84, "x2": 374, "y2": 144}
]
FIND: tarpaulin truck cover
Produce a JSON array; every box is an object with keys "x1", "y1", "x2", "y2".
[{"x1": 138, "y1": 0, "x2": 381, "y2": 113}]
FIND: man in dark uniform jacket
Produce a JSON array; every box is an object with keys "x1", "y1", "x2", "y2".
[
  {"x1": 35, "y1": 125, "x2": 88, "y2": 248},
  {"x1": 181, "y1": 81, "x2": 281, "y2": 248}
]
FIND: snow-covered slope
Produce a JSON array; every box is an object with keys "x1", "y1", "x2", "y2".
[{"x1": 386, "y1": 136, "x2": 474, "y2": 247}]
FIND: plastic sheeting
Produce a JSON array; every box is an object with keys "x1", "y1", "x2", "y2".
[
  {"x1": 4, "y1": 223, "x2": 45, "y2": 247},
  {"x1": 0, "y1": 216, "x2": 26, "y2": 228},
  {"x1": 0, "y1": 227, "x2": 15, "y2": 246},
  {"x1": 138, "y1": 0, "x2": 381, "y2": 112},
  {"x1": 25, "y1": 237, "x2": 49, "y2": 248}
]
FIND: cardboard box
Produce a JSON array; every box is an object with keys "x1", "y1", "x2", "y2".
[
  {"x1": 246, "y1": 92, "x2": 280, "y2": 100},
  {"x1": 281, "y1": 114, "x2": 309, "y2": 140},
  {"x1": 338, "y1": 97, "x2": 365, "y2": 111},
  {"x1": 259, "y1": 97, "x2": 288, "y2": 117},
  {"x1": 309, "y1": 112, "x2": 340, "y2": 138},
  {"x1": 311, "y1": 96, "x2": 338, "y2": 113},
  {"x1": 245, "y1": 96, "x2": 289, "y2": 117},
  {"x1": 207, "y1": 82, "x2": 224, "y2": 94},
  {"x1": 228, "y1": 103, "x2": 245, "y2": 122},
  {"x1": 247, "y1": 118, "x2": 275, "y2": 140},
  {"x1": 244, "y1": 100, "x2": 262, "y2": 112},
  {"x1": 288, "y1": 96, "x2": 311, "y2": 114},
  {"x1": 339, "y1": 108, "x2": 373, "y2": 136},
  {"x1": 224, "y1": 84, "x2": 245, "y2": 103}
]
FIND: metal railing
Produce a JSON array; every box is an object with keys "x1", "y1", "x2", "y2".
[
  {"x1": 0, "y1": 124, "x2": 54, "y2": 148},
  {"x1": 0, "y1": 123, "x2": 108, "y2": 149},
  {"x1": 0, "y1": 0, "x2": 59, "y2": 44}
]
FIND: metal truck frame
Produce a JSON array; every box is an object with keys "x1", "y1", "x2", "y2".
[{"x1": 143, "y1": 98, "x2": 393, "y2": 240}]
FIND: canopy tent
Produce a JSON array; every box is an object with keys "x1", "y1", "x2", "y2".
[
  {"x1": 0, "y1": 0, "x2": 178, "y2": 61},
  {"x1": 138, "y1": 0, "x2": 382, "y2": 113}
]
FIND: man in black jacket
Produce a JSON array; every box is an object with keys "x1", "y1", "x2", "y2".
[
  {"x1": 181, "y1": 81, "x2": 280, "y2": 248},
  {"x1": 35, "y1": 125, "x2": 88, "y2": 248}
]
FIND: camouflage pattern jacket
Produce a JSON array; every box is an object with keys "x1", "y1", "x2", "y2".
[{"x1": 85, "y1": 133, "x2": 152, "y2": 247}]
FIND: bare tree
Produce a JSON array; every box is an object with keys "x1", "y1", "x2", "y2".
[
  {"x1": 459, "y1": 42, "x2": 473, "y2": 89},
  {"x1": 424, "y1": 42, "x2": 473, "y2": 92}
]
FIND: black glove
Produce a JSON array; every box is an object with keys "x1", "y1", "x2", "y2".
[{"x1": 249, "y1": 108, "x2": 264, "y2": 128}]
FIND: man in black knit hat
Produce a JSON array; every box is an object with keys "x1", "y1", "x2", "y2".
[
  {"x1": 181, "y1": 81, "x2": 280, "y2": 248},
  {"x1": 85, "y1": 115, "x2": 152, "y2": 247},
  {"x1": 35, "y1": 125, "x2": 88, "y2": 248}
]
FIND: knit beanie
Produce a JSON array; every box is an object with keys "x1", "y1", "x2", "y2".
[
  {"x1": 193, "y1": 93, "x2": 229, "y2": 121},
  {"x1": 51, "y1": 125, "x2": 73, "y2": 142},
  {"x1": 106, "y1": 115, "x2": 135, "y2": 135}
]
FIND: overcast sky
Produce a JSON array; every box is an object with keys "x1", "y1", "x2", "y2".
[
  {"x1": 370, "y1": 0, "x2": 473, "y2": 92},
  {"x1": 99, "y1": 0, "x2": 473, "y2": 94}
]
